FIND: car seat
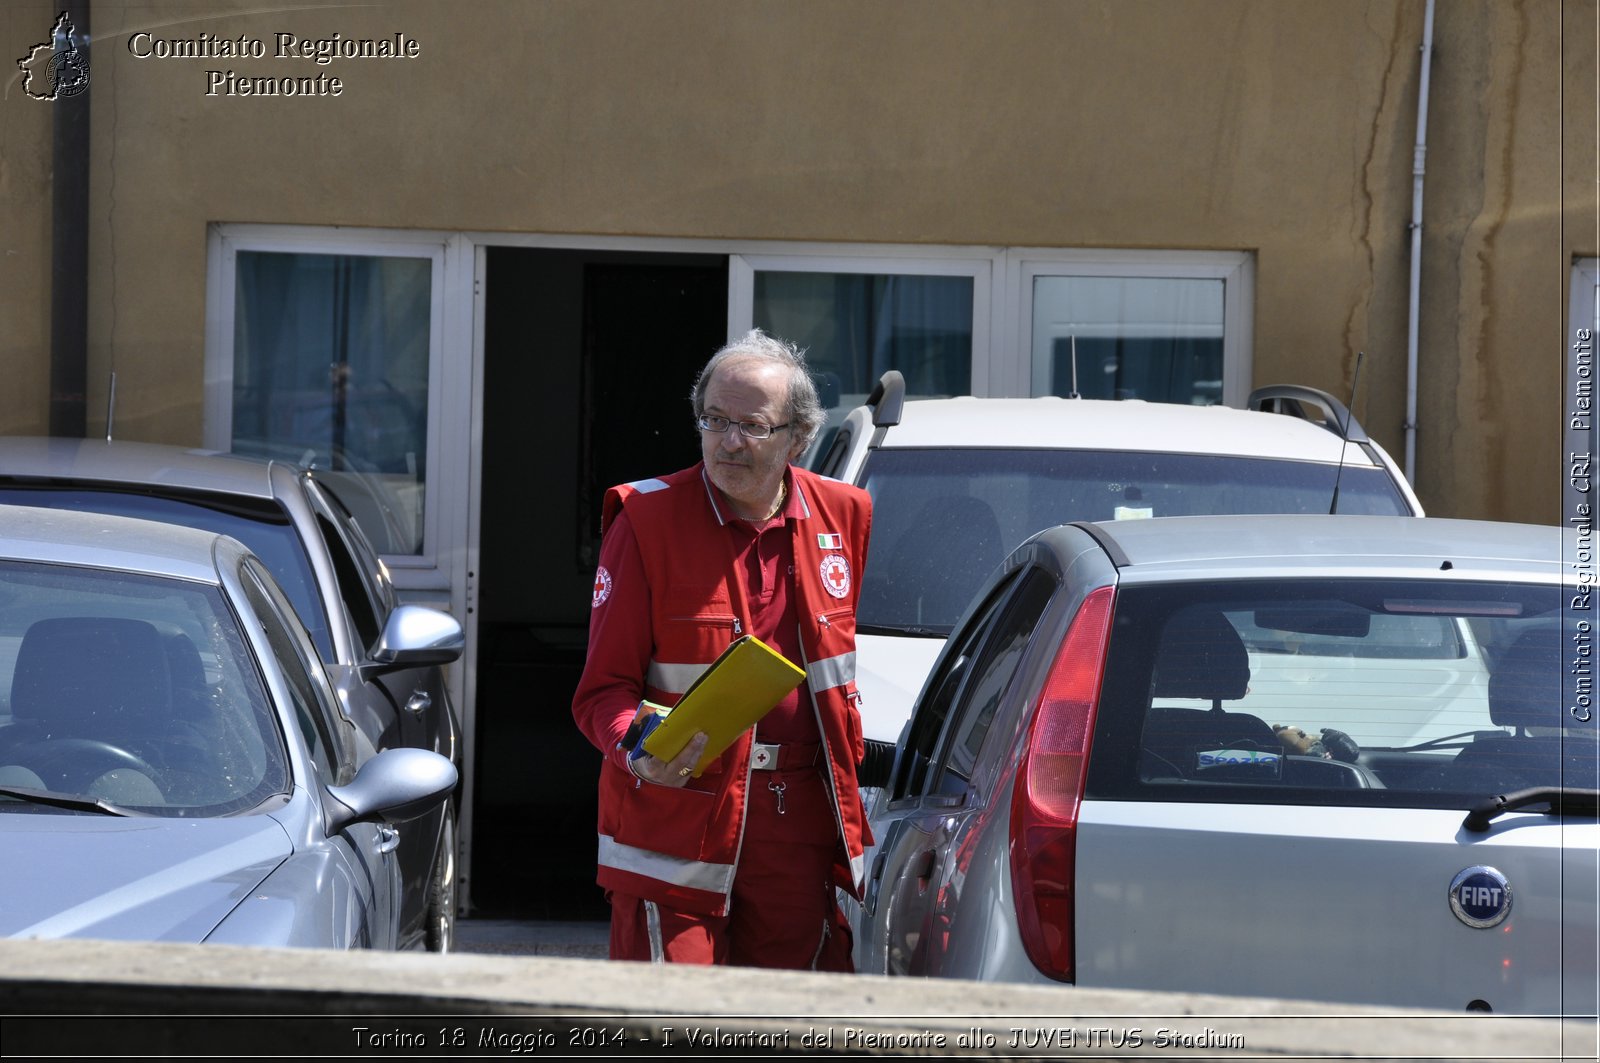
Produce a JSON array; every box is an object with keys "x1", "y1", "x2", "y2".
[
  {"x1": 156, "y1": 631, "x2": 232, "y2": 787},
  {"x1": 1450, "y1": 628, "x2": 1599, "y2": 790},
  {"x1": 9, "y1": 616, "x2": 173, "y2": 798},
  {"x1": 1141, "y1": 609, "x2": 1279, "y2": 780}
]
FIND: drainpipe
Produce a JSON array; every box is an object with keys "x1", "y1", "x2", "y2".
[
  {"x1": 49, "y1": 4, "x2": 91, "y2": 438},
  {"x1": 1404, "y1": 0, "x2": 1437, "y2": 485}
]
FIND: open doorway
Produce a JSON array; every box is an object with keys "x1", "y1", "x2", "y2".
[{"x1": 472, "y1": 247, "x2": 728, "y2": 918}]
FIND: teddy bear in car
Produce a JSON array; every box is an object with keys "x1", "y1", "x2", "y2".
[{"x1": 1273, "y1": 724, "x2": 1360, "y2": 763}]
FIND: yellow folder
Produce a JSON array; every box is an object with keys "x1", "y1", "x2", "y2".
[{"x1": 642, "y1": 635, "x2": 807, "y2": 775}]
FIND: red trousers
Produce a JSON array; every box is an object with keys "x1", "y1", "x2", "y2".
[{"x1": 608, "y1": 765, "x2": 853, "y2": 971}]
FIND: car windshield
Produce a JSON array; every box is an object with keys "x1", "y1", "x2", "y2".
[
  {"x1": 0, "y1": 488, "x2": 332, "y2": 659},
  {"x1": 1090, "y1": 577, "x2": 1595, "y2": 807},
  {"x1": 0, "y1": 559, "x2": 289, "y2": 817},
  {"x1": 858, "y1": 447, "x2": 1411, "y2": 634}
]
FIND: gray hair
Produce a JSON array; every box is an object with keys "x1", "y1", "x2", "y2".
[{"x1": 691, "y1": 329, "x2": 826, "y2": 452}]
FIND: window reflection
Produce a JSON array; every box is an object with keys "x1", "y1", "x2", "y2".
[
  {"x1": 232, "y1": 251, "x2": 430, "y2": 553},
  {"x1": 1032, "y1": 276, "x2": 1225, "y2": 404}
]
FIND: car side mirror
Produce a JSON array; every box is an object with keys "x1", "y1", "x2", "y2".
[
  {"x1": 327, "y1": 746, "x2": 458, "y2": 831},
  {"x1": 361, "y1": 604, "x2": 463, "y2": 680}
]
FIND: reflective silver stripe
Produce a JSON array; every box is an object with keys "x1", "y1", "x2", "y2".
[
  {"x1": 646, "y1": 659, "x2": 709, "y2": 696},
  {"x1": 644, "y1": 900, "x2": 665, "y2": 963},
  {"x1": 626, "y1": 477, "x2": 670, "y2": 494},
  {"x1": 597, "y1": 834, "x2": 736, "y2": 895},
  {"x1": 805, "y1": 651, "x2": 855, "y2": 693}
]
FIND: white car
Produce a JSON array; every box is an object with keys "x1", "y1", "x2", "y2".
[
  {"x1": 812, "y1": 375, "x2": 1423, "y2": 752},
  {"x1": 858, "y1": 514, "x2": 1597, "y2": 1013}
]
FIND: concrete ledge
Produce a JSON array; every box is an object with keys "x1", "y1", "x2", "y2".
[{"x1": 0, "y1": 938, "x2": 1589, "y2": 1059}]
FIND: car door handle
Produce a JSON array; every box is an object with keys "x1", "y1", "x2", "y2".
[
  {"x1": 912, "y1": 849, "x2": 936, "y2": 890},
  {"x1": 404, "y1": 690, "x2": 432, "y2": 716},
  {"x1": 377, "y1": 825, "x2": 402, "y2": 854}
]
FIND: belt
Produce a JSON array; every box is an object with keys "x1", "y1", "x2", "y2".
[{"x1": 750, "y1": 741, "x2": 821, "y2": 772}]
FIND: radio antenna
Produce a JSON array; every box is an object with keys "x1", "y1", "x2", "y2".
[
  {"x1": 1328, "y1": 351, "x2": 1364, "y2": 514},
  {"x1": 1067, "y1": 335, "x2": 1082, "y2": 399}
]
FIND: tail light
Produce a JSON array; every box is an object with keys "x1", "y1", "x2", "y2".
[{"x1": 1009, "y1": 584, "x2": 1115, "y2": 982}]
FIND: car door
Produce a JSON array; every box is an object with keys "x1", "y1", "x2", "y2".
[
  {"x1": 304, "y1": 477, "x2": 455, "y2": 761},
  {"x1": 861, "y1": 564, "x2": 1056, "y2": 975},
  {"x1": 303, "y1": 475, "x2": 457, "y2": 948},
  {"x1": 238, "y1": 558, "x2": 401, "y2": 949}
]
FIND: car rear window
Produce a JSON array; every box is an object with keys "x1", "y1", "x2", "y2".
[
  {"x1": 0, "y1": 487, "x2": 332, "y2": 659},
  {"x1": 1086, "y1": 578, "x2": 1593, "y2": 809},
  {"x1": 857, "y1": 448, "x2": 1412, "y2": 634}
]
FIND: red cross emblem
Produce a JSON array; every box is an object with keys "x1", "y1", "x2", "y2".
[
  {"x1": 592, "y1": 566, "x2": 613, "y2": 608},
  {"x1": 819, "y1": 553, "x2": 851, "y2": 600}
]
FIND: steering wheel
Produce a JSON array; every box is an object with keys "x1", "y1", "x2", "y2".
[{"x1": 23, "y1": 738, "x2": 161, "y2": 792}]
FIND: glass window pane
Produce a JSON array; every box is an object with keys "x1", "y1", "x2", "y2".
[
  {"x1": 753, "y1": 271, "x2": 973, "y2": 406},
  {"x1": 0, "y1": 486, "x2": 334, "y2": 662},
  {"x1": 890, "y1": 567, "x2": 1021, "y2": 801},
  {"x1": 933, "y1": 567, "x2": 1056, "y2": 793},
  {"x1": 1031, "y1": 276, "x2": 1224, "y2": 404},
  {"x1": 1095, "y1": 579, "x2": 1580, "y2": 804},
  {"x1": 232, "y1": 251, "x2": 430, "y2": 553},
  {"x1": 0, "y1": 559, "x2": 288, "y2": 816},
  {"x1": 858, "y1": 447, "x2": 1410, "y2": 635}
]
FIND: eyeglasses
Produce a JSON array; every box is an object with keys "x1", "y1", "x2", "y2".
[{"x1": 696, "y1": 414, "x2": 791, "y2": 440}]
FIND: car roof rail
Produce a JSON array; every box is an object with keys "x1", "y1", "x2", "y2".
[
  {"x1": 1246, "y1": 384, "x2": 1370, "y2": 445},
  {"x1": 867, "y1": 370, "x2": 906, "y2": 428}
]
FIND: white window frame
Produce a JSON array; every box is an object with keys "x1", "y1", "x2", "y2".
[
  {"x1": 203, "y1": 226, "x2": 1261, "y2": 921},
  {"x1": 1002, "y1": 248, "x2": 1255, "y2": 403},
  {"x1": 204, "y1": 224, "x2": 469, "y2": 577}
]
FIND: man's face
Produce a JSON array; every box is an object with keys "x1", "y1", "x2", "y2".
[{"x1": 699, "y1": 358, "x2": 803, "y2": 516}]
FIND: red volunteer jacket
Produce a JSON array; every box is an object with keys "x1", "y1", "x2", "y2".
[{"x1": 575, "y1": 463, "x2": 872, "y2": 916}]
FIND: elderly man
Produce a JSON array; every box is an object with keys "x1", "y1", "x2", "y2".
[{"x1": 572, "y1": 329, "x2": 872, "y2": 970}]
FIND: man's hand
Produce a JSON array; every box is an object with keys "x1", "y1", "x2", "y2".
[{"x1": 633, "y1": 731, "x2": 710, "y2": 787}]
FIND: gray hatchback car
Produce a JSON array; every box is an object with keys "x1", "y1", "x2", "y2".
[
  {"x1": 860, "y1": 514, "x2": 1598, "y2": 1015},
  {"x1": 0, "y1": 437, "x2": 464, "y2": 951},
  {"x1": 0, "y1": 505, "x2": 457, "y2": 947}
]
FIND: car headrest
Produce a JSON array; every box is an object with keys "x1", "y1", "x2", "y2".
[
  {"x1": 162, "y1": 631, "x2": 211, "y2": 717},
  {"x1": 1487, "y1": 628, "x2": 1562, "y2": 731},
  {"x1": 10, "y1": 617, "x2": 171, "y2": 735},
  {"x1": 1152, "y1": 609, "x2": 1250, "y2": 702}
]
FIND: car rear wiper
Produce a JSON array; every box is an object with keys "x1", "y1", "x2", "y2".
[
  {"x1": 1463, "y1": 787, "x2": 1600, "y2": 833},
  {"x1": 0, "y1": 785, "x2": 142, "y2": 817}
]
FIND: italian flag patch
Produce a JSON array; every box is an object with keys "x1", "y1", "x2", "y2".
[{"x1": 817, "y1": 533, "x2": 842, "y2": 549}]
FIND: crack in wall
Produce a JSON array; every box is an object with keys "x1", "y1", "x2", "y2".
[{"x1": 1465, "y1": 0, "x2": 1528, "y2": 520}]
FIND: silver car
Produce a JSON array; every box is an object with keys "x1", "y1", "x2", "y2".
[
  {"x1": 0, "y1": 437, "x2": 464, "y2": 951},
  {"x1": 859, "y1": 514, "x2": 1598, "y2": 1014},
  {"x1": 0, "y1": 506, "x2": 457, "y2": 947}
]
